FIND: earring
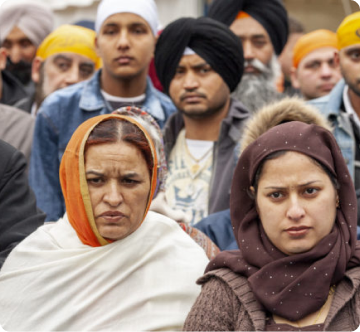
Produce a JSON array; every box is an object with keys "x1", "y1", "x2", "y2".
[{"x1": 336, "y1": 197, "x2": 340, "y2": 208}]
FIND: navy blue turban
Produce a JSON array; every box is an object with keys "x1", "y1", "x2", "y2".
[
  {"x1": 154, "y1": 17, "x2": 244, "y2": 94},
  {"x1": 208, "y1": 0, "x2": 288, "y2": 55}
]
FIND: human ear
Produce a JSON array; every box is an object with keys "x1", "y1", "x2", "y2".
[
  {"x1": 290, "y1": 67, "x2": 300, "y2": 89},
  {"x1": 0, "y1": 48, "x2": 7, "y2": 71},
  {"x1": 32, "y1": 57, "x2": 43, "y2": 83}
]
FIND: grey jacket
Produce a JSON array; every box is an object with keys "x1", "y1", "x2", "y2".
[
  {"x1": 184, "y1": 267, "x2": 360, "y2": 331},
  {"x1": 163, "y1": 98, "x2": 249, "y2": 214},
  {"x1": 0, "y1": 103, "x2": 34, "y2": 166}
]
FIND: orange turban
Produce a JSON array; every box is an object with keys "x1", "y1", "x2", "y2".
[
  {"x1": 337, "y1": 11, "x2": 360, "y2": 50},
  {"x1": 292, "y1": 29, "x2": 338, "y2": 68},
  {"x1": 59, "y1": 114, "x2": 158, "y2": 247}
]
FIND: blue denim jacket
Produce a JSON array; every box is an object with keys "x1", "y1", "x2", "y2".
[
  {"x1": 308, "y1": 80, "x2": 355, "y2": 179},
  {"x1": 29, "y1": 70, "x2": 176, "y2": 221}
]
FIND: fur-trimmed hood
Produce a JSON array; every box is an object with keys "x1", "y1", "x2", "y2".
[{"x1": 240, "y1": 97, "x2": 332, "y2": 152}]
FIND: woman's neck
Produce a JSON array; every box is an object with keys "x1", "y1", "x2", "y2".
[{"x1": 273, "y1": 286, "x2": 335, "y2": 328}]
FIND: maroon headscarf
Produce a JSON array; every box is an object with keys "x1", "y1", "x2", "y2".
[{"x1": 207, "y1": 121, "x2": 360, "y2": 321}]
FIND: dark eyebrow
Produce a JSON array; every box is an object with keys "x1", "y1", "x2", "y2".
[
  {"x1": 86, "y1": 170, "x2": 103, "y2": 176},
  {"x1": 85, "y1": 171, "x2": 140, "y2": 178},
  {"x1": 53, "y1": 54, "x2": 72, "y2": 62},
  {"x1": 264, "y1": 181, "x2": 322, "y2": 190},
  {"x1": 191, "y1": 62, "x2": 211, "y2": 70}
]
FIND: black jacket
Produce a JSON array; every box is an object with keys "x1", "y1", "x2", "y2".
[{"x1": 0, "y1": 140, "x2": 45, "y2": 268}]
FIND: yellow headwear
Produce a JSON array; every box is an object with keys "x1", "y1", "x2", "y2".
[
  {"x1": 337, "y1": 11, "x2": 360, "y2": 50},
  {"x1": 293, "y1": 29, "x2": 338, "y2": 68},
  {"x1": 36, "y1": 24, "x2": 101, "y2": 69}
]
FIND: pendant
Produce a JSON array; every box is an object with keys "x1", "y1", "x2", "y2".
[{"x1": 191, "y1": 164, "x2": 200, "y2": 173}]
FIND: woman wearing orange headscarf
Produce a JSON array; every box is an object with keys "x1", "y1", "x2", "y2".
[{"x1": 0, "y1": 114, "x2": 209, "y2": 331}]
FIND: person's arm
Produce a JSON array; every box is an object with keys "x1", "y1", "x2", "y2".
[
  {"x1": 29, "y1": 104, "x2": 64, "y2": 222},
  {"x1": 0, "y1": 142, "x2": 45, "y2": 267},
  {"x1": 183, "y1": 277, "x2": 238, "y2": 331}
]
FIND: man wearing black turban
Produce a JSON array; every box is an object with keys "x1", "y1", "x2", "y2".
[
  {"x1": 155, "y1": 17, "x2": 250, "y2": 226},
  {"x1": 208, "y1": 0, "x2": 289, "y2": 113}
]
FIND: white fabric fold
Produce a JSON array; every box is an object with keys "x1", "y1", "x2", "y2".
[{"x1": 0, "y1": 211, "x2": 208, "y2": 331}]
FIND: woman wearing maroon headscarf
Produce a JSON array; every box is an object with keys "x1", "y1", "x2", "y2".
[{"x1": 184, "y1": 121, "x2": 360, "y2": 331}]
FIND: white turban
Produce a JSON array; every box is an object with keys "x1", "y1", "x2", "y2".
[
  {"x1": 0, "y1": 1, "x2": 54, "y2": 46},
  {"x1": 95, "y1": 0, "x2": 159, "y2": 36}
]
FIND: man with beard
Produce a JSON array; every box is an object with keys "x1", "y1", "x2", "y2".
[
  {"x1": 16, "y1": 25, "x2": 100, "y2": 115},
  {"x1": 309, "y1": 12, "x2": 360, "y2": 201},
  {"x1": 208, "y1": 0, "x2": 288, "y2": 113},
  {"x1": 291, "y1": 29, "x2": 341, "y2": 100},
  {"x1": 0, "y1": 1, "x2": 53, "y2": 107},
  {"x1": 0, "y1": 47, "x2": 35, "y2": 165},
  {"x1": 155, "y1": 17, "x2": 249, "y2": 225}
]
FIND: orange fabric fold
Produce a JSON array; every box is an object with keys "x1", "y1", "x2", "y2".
[
  {"x1": 59, "y1": 114, "x2": 158, "y2": 247},
  {"x1": 236, "y1": 11, "x2": 250, "y2": 20},
  {"x1": 292, "y1": 29, "x2": 338, "y2": 68}
]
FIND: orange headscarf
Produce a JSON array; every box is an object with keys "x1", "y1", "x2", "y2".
[
  {"x1": 59, "y1": 114, "x2": 158, "y2": 247},
  {"x1": 292, "y1": 29, "x2": 338, "y2": 68}
]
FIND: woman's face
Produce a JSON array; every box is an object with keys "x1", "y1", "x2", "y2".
[
  {"x1": 255, "y1": 151, "x2": 338, "y2": 256},
  {"x1": 85, "y1": 140, "x2": 151, "y2": 241}
]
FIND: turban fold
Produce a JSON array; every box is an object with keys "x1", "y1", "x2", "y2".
[
  {"x1": 337, "y1": 11, "x2": 360, "y2": 50},
  {"x1": 208, "y1": 0, "x2": 288, "y2": 55},
  {"x1": 36, "y1": 25, "x2": 101, "y2": 69},
  {"x1": 154, "y1": 17, "x2": 244, "y2": 94},
  {"x1": 95, "y1": 0, "x2": 159, "y2": 36},
  {"x1": 292, "y1": 29, "x2": 338, "y2": 68},
  {"x1": 0, "y1": 1, "x2": 53, "y2": 46}
]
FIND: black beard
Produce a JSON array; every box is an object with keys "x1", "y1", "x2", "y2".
[{"x1": 6, "y1": 57, "x2": 32, "y2": 85}]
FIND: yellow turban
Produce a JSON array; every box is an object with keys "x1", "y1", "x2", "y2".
[
  {"x1": 292, "y1": 29, "x2": 338, "y2": 68},
  {"x1": 36, "y1": 24, "x2": 101, "y2": 69},
  {"x1": 337, "y1": 11, "x2": 360, "y2": 50}
]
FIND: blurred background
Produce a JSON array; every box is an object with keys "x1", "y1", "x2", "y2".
[{"x1": 0, "y1": 0, "x2": 359, "y2": 32}]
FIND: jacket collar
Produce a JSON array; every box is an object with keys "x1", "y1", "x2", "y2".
[{"x1": 79, "y1": 70, "x2": 165, "y2": 121}]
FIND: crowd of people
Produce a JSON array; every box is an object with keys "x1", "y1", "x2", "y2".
[{"x1": 0, "y1": 0, "x2": 359, "y2": 330}]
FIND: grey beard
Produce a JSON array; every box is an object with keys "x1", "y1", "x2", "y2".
[{"x1": 232, "y1": 54, "x2": 282, "y2": 114}]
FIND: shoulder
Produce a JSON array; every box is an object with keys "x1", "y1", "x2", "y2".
[
  {"x1": 37, "y1": 81, "x2": 86, "y2": 116},
  {"x1": 228, "y1": 98, "x2": 251, "y2": 119},
  {"x1": 144, "y1": 211, "x2": 210, "y2": 259},
  {"x1": 0, "y1": 140, "x2": 23, "y2": 170}
]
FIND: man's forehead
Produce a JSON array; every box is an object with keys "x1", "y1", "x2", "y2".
[
  {"x1": 101, "y1": 12, "x2": 152, "y2": 30},
  {"x1": 300, "y1": 47, "x2": 337, "y2": 65},
  {"x1": 4, "y1": 26, "x2": 31, "y2": 42},
  {"x1": 341, "y1": 44, "x2": 360, "y2": 54},
  {"x1": 48, "y1": 52, "x2": 95, "y2": 65},
  {"x1": 178, "y1": 53, "x2": 208, "y2": 66},
  {"x1": 230, "y1": 17, "x2": 270, "y2": 39}
]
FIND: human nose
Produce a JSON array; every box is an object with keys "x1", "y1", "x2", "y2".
[
  {"x1": 116, "y1": 30, "x2": 130, "y2": 50},
  {"x1": 104, "y1": 181, "x2": 123, "y2": 207},
  {"x1": 64, "y1": 66, "x2": 80, "y2": 85},
  {"x1": 319, "y1": 63, "x2": 332, "y2": 78},
  {"x1": 286, "y1": 196, "x2": 305, "y2": 221},
  {"x1": 183, "y1": 71, "x2": 199, "y2": 90},
  {"x1": 242, "y1": 40, "x2": 255, "y2": 60},
  {"x1": 9, "y1": 45, "x2": 21, "y2": 63}
]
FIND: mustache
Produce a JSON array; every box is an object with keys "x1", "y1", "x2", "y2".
[
  {"x1": 6, "y1": 57, "x2": 32, "y2": 85},
  {"x1": 179, "y1": 91, "x2": 207, "y2": 101},
  {"x1": 244, "y1": 58, "x2": 272, "y2": 75}
]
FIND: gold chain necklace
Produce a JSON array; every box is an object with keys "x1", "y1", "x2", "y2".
[
  {"x1": 184, "y1": 139, "x2": 213, "y2": 174},
  {"x1": 296, "y1": 285, "x2": 336, "y2": 328}
]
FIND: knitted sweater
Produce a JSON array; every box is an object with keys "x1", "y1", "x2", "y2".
[{"x1": 183, "y1": 267, "x2": 360, "y2": 331}]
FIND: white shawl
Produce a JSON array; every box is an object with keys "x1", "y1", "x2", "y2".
[{"x1": 0, "y1": 211, "x2": 209, "y2": 331}]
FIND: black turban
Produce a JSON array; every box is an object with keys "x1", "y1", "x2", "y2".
[
  {"x1": 208, "y1": 0, "x2": 288, "y2": 55},
  {"x1": 154, "y1": 17, "x2": 244, "y2": 94}
]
